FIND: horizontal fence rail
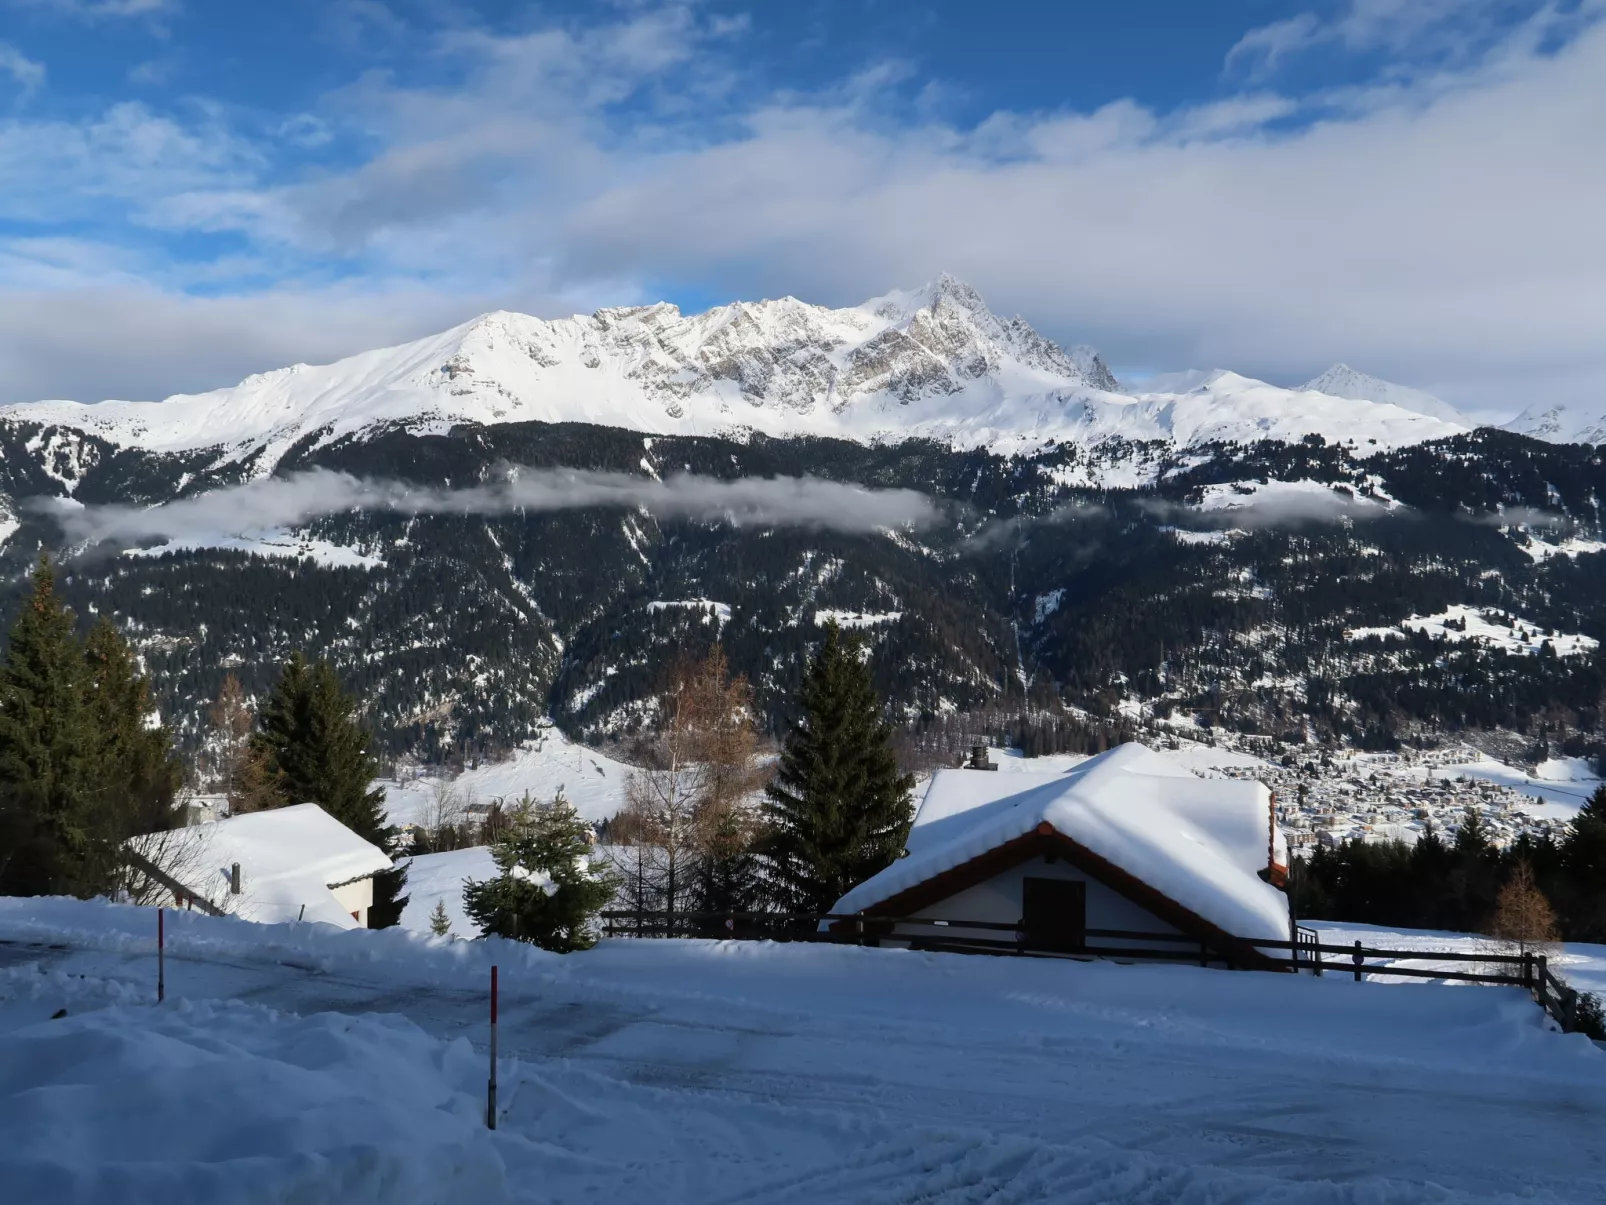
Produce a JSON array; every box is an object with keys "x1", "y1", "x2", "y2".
[{"x1": 598, "y1": 910, "x2": 1596, "y2": 1033}]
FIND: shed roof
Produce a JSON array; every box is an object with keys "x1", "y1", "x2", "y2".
[
  {"x1": 130, "y1": 804, "x2": 392, "y2": 929},
  {"x1": 834, "y1": 742, "x2": 1291, "y2": 942}
]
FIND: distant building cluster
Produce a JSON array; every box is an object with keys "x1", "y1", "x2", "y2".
[{"x1": 1207, "y1": 747, "x2": 1578, "y2": 852}]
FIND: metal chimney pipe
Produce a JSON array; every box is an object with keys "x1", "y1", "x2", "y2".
[{"x1": 230, "y1": 862, "x2": 241, "y2": 894}]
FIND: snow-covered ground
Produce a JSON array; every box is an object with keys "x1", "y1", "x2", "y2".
[
  {"x1": 1348, "y1": 604, "x2": 1598, "y2": 658},
  {"x1": 3, "y1": 896, "x2": 1604, "y2": 1204},
  {"x1": 400, "y1": 846, "x2": 497, "y2": 938},
  {"x1": 1195, "y1": 478, "x2": 1388, "y2": 519},
  {"x1": 123, "y1": 528, "x2": 385, "y2": 569},
  {"x1": 1310, "y1": 919, "x2": 1606, "y2": 998},
  {"x1": 1437, "y1": 753, "x2": 1601, "y2": 817},
  {"x1": 1517, "y1": 533, "x2": 1606, "y2": 562},
  {"x1": 379, "y1": 727, "x2": 636, "y2": 829}
]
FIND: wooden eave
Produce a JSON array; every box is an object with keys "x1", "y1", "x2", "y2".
[{"x1": 846, "y1": 821, "x2": 1289, "y2": 972}]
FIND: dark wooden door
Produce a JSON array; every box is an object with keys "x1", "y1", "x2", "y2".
[{"x1": 1022, "y1": 877, "x2": 1086, "y2": 952}]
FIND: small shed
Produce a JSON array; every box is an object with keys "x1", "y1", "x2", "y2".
[
  {"x1": 129, "y1": 804, "x2": 393, "y2": 929},
  {"x1": 830, "y1": 743, "x2": 1292, "y2": 968}
]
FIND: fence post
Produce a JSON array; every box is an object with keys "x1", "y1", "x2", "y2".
[
  {"x1": 486, "y1": 964, "x2": 498, "y2": 1131},
  {"x1": 1521, "y1": 950, "x2": 1533, "y2": 990},
  {"x1": 1353, "y1": 940, "x2": 1363, "y2": 983},
  {"x1": 157, "y1": 907, "x2": 165, "y2": 1004}
]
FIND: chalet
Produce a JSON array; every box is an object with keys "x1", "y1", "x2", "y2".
[
  {"x1": 128, "y1": 804, "x2": 393, "y2": 929},
  {"x1": 830, "y1": 743, "x2": 1294, "y2": 969}
]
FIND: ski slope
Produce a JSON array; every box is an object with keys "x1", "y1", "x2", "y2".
[{"x1": 2, "y1": 897, "x2": 1603, "y2": 1204}]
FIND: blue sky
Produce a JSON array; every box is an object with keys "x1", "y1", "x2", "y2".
[{"x1": 0, "y1": 0, "x2": 1603, "y2": 417}]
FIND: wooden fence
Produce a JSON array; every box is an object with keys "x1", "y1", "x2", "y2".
[{"x1": 598, "y1": 910, "x2": 1597, "y2": 1036}]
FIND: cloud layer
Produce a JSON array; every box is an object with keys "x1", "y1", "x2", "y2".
[
  {"x1": 1, "y1": 1, "x2": 1604, "y2": 420},
  {"x1": 46, "y1": 468, "x2": 945, "y2": 547}
]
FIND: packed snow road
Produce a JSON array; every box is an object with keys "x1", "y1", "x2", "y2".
[{"x1": 1, "y1": 899, "x2": 1602, "y2": 1204}]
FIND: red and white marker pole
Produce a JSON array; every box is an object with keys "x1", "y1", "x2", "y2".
[
  {"x1": 157, "y1": 907, "x2": 166, "y2": 1004},
  {"x1": 486, "y1": 964, "x2": 499, "y2": 1130}
]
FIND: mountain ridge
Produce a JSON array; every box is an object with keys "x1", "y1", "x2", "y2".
[
  {"x1": 1, "y1": 278, "x2": 1474, "y2": 486},
  {"x1": 1301, "y1": 363, "x2": 1465, "y2": 425}
]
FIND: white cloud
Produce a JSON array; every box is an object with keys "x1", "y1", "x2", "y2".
[
  {"x1": 0, "y1": 42, "x2": 45, "y2": 99},
  {"x1": 1226, "y1": 0, "x2": 1546, "y2": 75},
  {"x1": 50, "y1": 468, "x2": 945, "y2": 546},
  {"x1": 9, "y1": 0, "x2": 174, "y2": 19},
  {"x1": 1, "y1": 1, "x2": 1604, "y2": 422},
  {"x1": 0, "y1": 101, "x2": 260, "y2": 222}
]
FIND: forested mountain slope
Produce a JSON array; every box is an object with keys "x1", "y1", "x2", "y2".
[{"x1": 1, "y1": 410, "x2": 1603, "y2": 767}]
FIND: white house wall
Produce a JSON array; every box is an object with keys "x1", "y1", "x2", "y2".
[
  {"x1": 330, "y1": 878, "x2": 375, "y2": 928},
  {"x1": 891, "y1": 855, "x2": 1197, "y2": 954}
]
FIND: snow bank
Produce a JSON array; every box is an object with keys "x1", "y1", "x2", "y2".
[
  {"x1": 4, "y1": 896, "x2": 1605, "y2": 1203},
  {"x1": 0, "y1": 998, "x2": 512, "y2": 1205}
]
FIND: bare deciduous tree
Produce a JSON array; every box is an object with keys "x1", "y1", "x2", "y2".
[
  {"x1": 610, "y1": 649, "x2": 767, "y2": 932},
  {"x1": 206, "y1": 674, "x2": 253, "y2": 800},
  {"x1": 120, "y1": 824, "x2": 237, "y2": 916},
  {"x1": 1487, "y1": 860, "x2": 1560, "y2": 957}
]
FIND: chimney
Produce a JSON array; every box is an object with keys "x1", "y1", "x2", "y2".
[
  {"x1": 967, "y1": 744, "x2": 997, "y2": 771},
  {"x1": 230, "y1": 862, "x2": 242, "y2": 894}
]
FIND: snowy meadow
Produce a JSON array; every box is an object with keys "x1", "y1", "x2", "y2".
[{"x1": 2, "y1": 897, "x2": 1602, "y2": 1204}]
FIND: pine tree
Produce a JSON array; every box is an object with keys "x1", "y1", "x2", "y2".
[
  {"x1": 463, "y1": 794, "x2": 616, "y2": 951},
  {"x1": 1561, "y1": 784, "x2": 1606, "y2": 939},
  {"x1": 252, "y1": 653, "x2": 408, "y2": 926},
  {"x1": 762, "y1": 620, "x2": 915, "y2": 913},
  {"x1": 0, "y1": 559, "x2": 181, "y2": 898},
  {"x1": 81, "y1": 617, "x2": 182, "y2": 893},
  {"x1": 428, "y1": 898, "x2": 452, "y2": 937},
  {"x1": 0, "y1": 558, "x2": 95, "y2": 896}
]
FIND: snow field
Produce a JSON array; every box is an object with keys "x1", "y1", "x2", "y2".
[
  {"x1": 380, "y1": 726, "x2": 636, "y2": 829},
  {"x1": 0, "y1": 994, "x2": 514, "y2": 1205},
  {"x1": 3, "y1": 897, "x2": 1606, "y2": 1203},
  {"x1": 1348, "y1": 603, "x2": 1597, "y2": 658}
]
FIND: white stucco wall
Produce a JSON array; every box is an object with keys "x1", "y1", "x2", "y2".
[
  {"x1": 888, "y1": 855, "x2": 1198, "y2": 954},
  {"x1": 330, "y1": 877, "x2": 374, "y2": 928}
]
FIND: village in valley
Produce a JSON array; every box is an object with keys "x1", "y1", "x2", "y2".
[{"x1": 1204, "y1": 745, "x2": 1589, "y2": 853}]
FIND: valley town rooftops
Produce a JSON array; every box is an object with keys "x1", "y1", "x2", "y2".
[{"x1": 833, "y1": 742, "x2": 1292, "y2": 943}]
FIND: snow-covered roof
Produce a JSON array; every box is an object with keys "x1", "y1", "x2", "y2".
[
  {"x1": 130, "y1": 804, "x2": 392, "y2": 929},
  {"x1": 834, "y1": 743, "x2": 1291, "y2": 942}
]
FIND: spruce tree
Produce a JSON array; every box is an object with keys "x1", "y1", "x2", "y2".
[
  {"x1": 81, "y1": 617, "x2": 183, "y2": 893},
  {"x1": 762, "y1": 620, "x2": 915, "y2": 913},
  {"x1": 428, "y1": 898, "x2": 453, "y2": 937},
  {"x1": 1561, "y1": 785, "x2": 1606, "y2": 939},
  {"x1": 463, "y1": 794, "x2": 616, "y2": 951},
  {"x1": 0, "y1": 558, "x2": 95, "y2": 896},
  {"x1": 0, "y1": 559, "x2": 180, "y2": 898},
  {"x1": 252, "y1": 653, "x2": 408, "y2": 926}
]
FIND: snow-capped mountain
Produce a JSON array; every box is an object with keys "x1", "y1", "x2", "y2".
[
  {"x1": 1, "y1": 277, "x2": 1471, "y2": 481},
  {"x1": 1301, "y1": 364, "x2": 1465, "y2": 425},
  {"x1": 1504, "y1": 400, "x2": 1606, "y2": 445}
]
